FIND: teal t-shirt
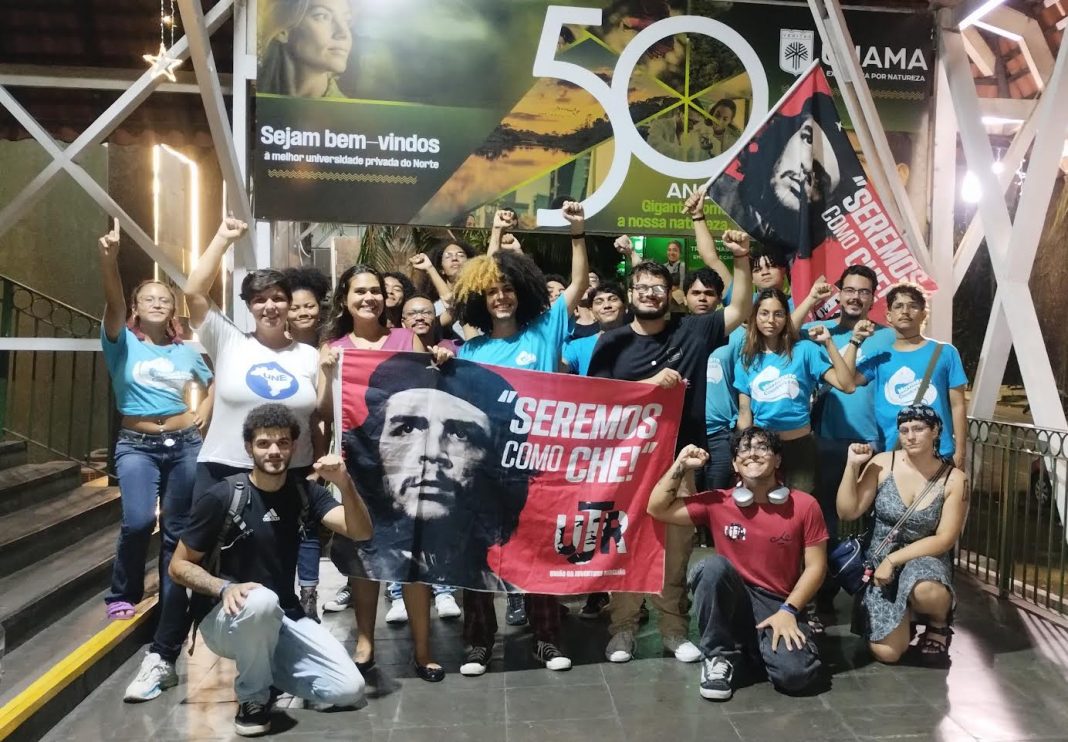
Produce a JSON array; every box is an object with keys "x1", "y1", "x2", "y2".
[
  {"x1": 863, "y1": 340, "x2": 968, "y2": 457},
  {"x1": 733, "y1": 341, "x2": 831, "y2": 432},
  {"x1": 458, "y1": 296, "x2": 571, "y2": 373},
  {"x1": 101, "y1": 326, "x2": 213, "y2": 416},
  {"x1": 801, "y1": 320, "x2": 896, "y2": 444},
  {"x1": 562, "y1": 333, "x2": 600, "y2": 376},
  {"x1": 705, "y1": 326, "x2": 745, "y2": 435}
]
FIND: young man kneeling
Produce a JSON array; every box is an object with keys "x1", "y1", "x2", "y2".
[
  {"x1": 647, "y1": 427, "x2": 827, "y2": 701},
  {"x1": 170, "y1": 404, "x2": 372, "y2": 736}
]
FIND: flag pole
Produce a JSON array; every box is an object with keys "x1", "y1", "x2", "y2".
[{"x1": 701, "y1": 59, "x2": 823, "y2": 191}]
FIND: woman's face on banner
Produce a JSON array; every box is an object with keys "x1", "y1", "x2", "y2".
[
  {"x1": 769, "y1": 115, "x2": 840, "y2": 212},
  {"x1": 287, "y1": 0, "x2": 353, "y2": 75},
  {"x1": 378, "y1": 388, "x2": 492, "y2": 521}
]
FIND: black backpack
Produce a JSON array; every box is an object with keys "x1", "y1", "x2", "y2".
[{"x1": 188, "y1": 473, "x2": 313, "y2": 652}]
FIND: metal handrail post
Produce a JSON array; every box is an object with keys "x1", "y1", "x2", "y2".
[
  {"x1": 0, "y1": 277, "x2": 13, "y2": 432},
  {"x1": 996, "y1": 426, "x2": 1015, "y2": 597}
]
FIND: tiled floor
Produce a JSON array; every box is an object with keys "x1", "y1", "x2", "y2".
[{"x1": 41, "y1": 553, "x2": 1068, "y2": 741}]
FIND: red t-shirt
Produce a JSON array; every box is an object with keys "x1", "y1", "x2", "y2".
[{"x1": 685, "y1": 489, "x2": 828, "y2": 597}]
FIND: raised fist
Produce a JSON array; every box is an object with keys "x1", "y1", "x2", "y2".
[
  {"x1": 847, "y1": 442, "x2": 874, "y2": 466},
  {"x1": 721, "y1": 229, "x2": 751, "y2": 256}
]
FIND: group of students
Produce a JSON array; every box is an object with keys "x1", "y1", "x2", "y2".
[{"x1": 97, "y1": 191, "x2": 969, "y2": 736}]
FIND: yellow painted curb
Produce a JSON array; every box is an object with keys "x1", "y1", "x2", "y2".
[{"x1": 0, "y1": 596, "x2": 157, "y2": 741}]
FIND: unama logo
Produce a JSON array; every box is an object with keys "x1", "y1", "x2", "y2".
[
  {"x1": 246, "y1": 362, "x2": 298, "y2": 400},
  {"x1": 884, "y1": 366, "x2": 937, "y2": 407},
  {"x1": 780, "y1": 29, "x2": 815, "y2": 74},
  {"x1": 750, "y1": 366, "x2": 801, "y2": 403}
]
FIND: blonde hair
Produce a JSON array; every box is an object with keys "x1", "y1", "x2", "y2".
[{"x1": 452, "y1": 255, "x2": 502, "y2": 305}]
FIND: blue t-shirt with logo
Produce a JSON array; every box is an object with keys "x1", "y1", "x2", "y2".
[
  {"x1": 705, "y1": 326, "x2": 745, "y2": 435},
  {"x1": 101, "y1": 326, "x2": 213, "y2": 416},
  {"x1": 801, "y1": 320, "x2": 896, "y2": 444},
  {"x1": 863, "y1": 340, "x2": 968, "y2": 457},
  {"x1": 458, "y1": 295, "x2": 571, "y2": 373},
  {"x1": 562, "y1": 333, "x2": 600, "y2": 375},
  {"x1": 733, "y1": 341, "x2": 831, "y2": 432}
]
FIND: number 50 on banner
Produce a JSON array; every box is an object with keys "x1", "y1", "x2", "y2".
[{"x1": 532, "y1": 6, "x2": 771, "y2": 228}]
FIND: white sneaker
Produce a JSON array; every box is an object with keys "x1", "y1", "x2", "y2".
[
  {"x1": 605, "y1": 630, "x2": 635, "y2": 663},
  {"x1": 323, "y1": 585, "x2": 351, "y2": 613},
  {"x1": 385, "y1": 598, "x2": 408, "y2": 624},
  {"x1": 123, "y1": 652, "x2": 178, "y2": 702},
  {"x1": 663, "y1": 636, "x2": 702, "y2": 663},
  {"x1": 434, "y1": 592, "x2": 461, "y2": 619}
]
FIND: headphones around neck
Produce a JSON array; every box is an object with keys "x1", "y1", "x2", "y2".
[{"x1": 732, "y1": 482, "x2": 790, "y2": 507}]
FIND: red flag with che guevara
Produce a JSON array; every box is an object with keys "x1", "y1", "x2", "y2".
[{"x1": 704, "y1": 63, "x2": 936, "y2": 322}]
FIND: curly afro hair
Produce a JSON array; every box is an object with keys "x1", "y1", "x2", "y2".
[{"x1": 452, "y1": 251, "x2": 550, "y2": 335}]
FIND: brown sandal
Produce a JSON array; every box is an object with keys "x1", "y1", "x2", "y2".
[{"x1": 917, "y1": 624, "x2": 953, "y2": 667}]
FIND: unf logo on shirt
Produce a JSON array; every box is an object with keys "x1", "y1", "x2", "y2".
[
  {"x1": 884, "y1": 366, "x2": 937, "y2": 407},
  {"x1": 751, "y1": 366, "x2": 801, "y2": 403},
  {"x1": 246, "y1": 362, "x2": 298, "y2": 400}
]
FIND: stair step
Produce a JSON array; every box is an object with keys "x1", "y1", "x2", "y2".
[
  {"x1": 0, "y1": 461, "x2": 82, "y2": 516},
  {"x1": 0, "y1": 524, "x2": 158, "y2": 653},
  {"x1": 0, "y1": 440, "x2": 28, "y2": 471},
  {"x1": 0, "y1": 485, "x2": 121, "y2": 579}
]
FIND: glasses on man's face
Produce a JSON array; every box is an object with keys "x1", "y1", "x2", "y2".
[
  {"x1": 633, "y1": 284, "x2": 668, "y2": 297},
  {"x1": 840, "y1": 287, "x2": 873, "y2": 298},
  {"x1": 737, "y1": 443, "x2": 772, "y2": 456},
  {"x1": 138, "y1": 296, "x2": 174, "y2": 307},
  {"x1": 403, "y1": 309, "x2": 434, "y2": 319}
]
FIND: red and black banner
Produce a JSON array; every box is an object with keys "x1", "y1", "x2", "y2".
[
  {"x1": 332, "y1": 351, "x2": 683, "y2": 594},
  {"x1": 706, "y1": 64, "x2": 937, "y2": 322}
]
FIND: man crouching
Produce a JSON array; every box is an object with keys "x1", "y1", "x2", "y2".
[{"x1": 170, "y1": 403, "x2": 372, "y2": 736}]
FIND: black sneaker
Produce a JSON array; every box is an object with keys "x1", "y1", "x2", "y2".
[
  {"x1": 579, "y1": 593, "x2": 610, "y2": 619},
  {"x1": 299, "y1": 586, "x2": 320, "y2": 623},
  {"x1": 460, "y1": 645, "x2": 491, "y2": 676},
  {"x1": 533, "y1": 641, "x2": 572, "y2": 671},
  {"x1": 699, "y1": 656, "x2": 734, "y2": 701},
  {"x1": 505, "y1": 594, "x2": 527, "y2": 626},
  {"x1": 234, "y1": 700, "x2": 271, "y2": 736}
]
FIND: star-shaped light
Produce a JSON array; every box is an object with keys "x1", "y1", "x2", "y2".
[{"x1": 143, "y1": 42, "x2": 183, "y2": 82}]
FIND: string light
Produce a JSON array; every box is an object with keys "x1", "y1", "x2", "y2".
[{"x1": 143, "y1": 0, "x2": 182, "y2": 82}]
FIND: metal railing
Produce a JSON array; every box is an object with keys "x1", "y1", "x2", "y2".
[
  {"x1": 0, "y1": 276, "x2": 114, "y2": 475},
  {"x1": 958, "y1": 418, "x2": 1068, "y2": 616}
]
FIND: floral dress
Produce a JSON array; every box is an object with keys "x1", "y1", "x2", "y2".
[{"x1": 859, "y1": 457, "x2": 954, "y2": 642}]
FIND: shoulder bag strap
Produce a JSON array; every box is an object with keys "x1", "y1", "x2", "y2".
[
  {"x1": 870, "y1": 460, "x2": 951, "y2": 561},
  {"x1": 912, "y1": 342, "x2": 944, "y2": 405}
]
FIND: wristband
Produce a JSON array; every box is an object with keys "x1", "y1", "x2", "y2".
[
  {"x1": 849, "y1": 338, "x2": 863, "y2": 348},
  {"x1": 779, "y1": 602, "x2": 799, "y2": 616},
  {"x1": 570, "y1": 232, "x2": 586, "y2": 240},
  {"x1": 691, "y1": 216, "x2": 706, "y2": 222},
  {"x1": 218, "y1": 581, "x2": 232, "y2": 600}
]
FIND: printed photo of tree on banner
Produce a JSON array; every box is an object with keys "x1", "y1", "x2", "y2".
[{"x1": 253, "y1": 0, "x2": 933, "y2": 236}]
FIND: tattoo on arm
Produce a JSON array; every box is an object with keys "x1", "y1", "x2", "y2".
[
  {"x1": 669, "y1": 463, "x2": 685, "y2": 481},
  {"x1": 172, "y1": 560, "x2": 224, "y2": 597}
]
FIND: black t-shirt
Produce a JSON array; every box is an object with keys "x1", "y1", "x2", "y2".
[
  {"x1": 182, "y1": 474, "x2": 338, "y2": 620},
  {"x1": 588, "y1": 310, "x2": 727, "y2": 449}
]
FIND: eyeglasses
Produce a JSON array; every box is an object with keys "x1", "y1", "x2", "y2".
[
  {"x1": 442, "y1": 251, "x2": 467, "y2": 260},
  {"x1": 736, "y1": 443, "x2": 773, "y2": 456},
  {"x1": 402, "y1": 309, "x2": 435, "y2": 318},
  {"x1": 756, "y1": 309, "x2": 786, "y2": 319},
  {"x1": 840, "y1": 287, "x2": 873, "y2": 298},
  {"x1": 633, "y1": 284, "x2": 668, "y2": 297}
]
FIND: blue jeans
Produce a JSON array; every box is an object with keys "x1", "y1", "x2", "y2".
[
  {"x1": 386, "y1": 582, "x2": 454, "y2": 601},
  {"x1": 107, "y1": 426, "x2": 201, "y2": 663},
  {"x1": 194, "y1": 462, "x2": 322, "y2": 588},
  {"x1": 199, "y1": 587, "x2": 364, "y2": 706},
  {"x1": 702, "y1": 428, "x2": 735, "y2": 490}
]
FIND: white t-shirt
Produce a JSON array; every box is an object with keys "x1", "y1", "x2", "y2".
[{"x1": 195, "y1": 309, "x2": 319, "y2": 468}]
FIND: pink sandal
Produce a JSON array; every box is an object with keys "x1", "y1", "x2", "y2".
[{"x1": 106, "y1": 601, "x2": 136, "y2": 620}]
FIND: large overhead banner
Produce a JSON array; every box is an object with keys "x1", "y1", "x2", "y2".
[
  {"x1": 253, "y1": 0, "x2": 933, "y2": 234},
  {"x1": 332, "y1": 351, "x2": 683, "y2": 594}
]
